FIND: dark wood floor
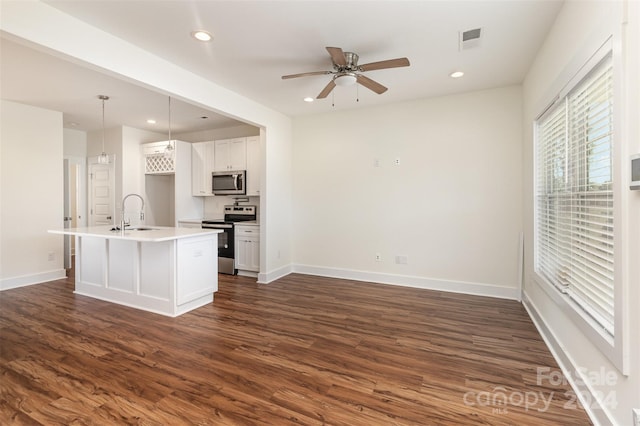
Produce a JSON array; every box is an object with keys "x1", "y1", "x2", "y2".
[{"x1": 1, "y1": 271, "x2": 590, "y2": 425}]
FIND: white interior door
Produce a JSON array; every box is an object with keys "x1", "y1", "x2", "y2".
[
  {"x1": 89, "y1": 156, "x2": 115, "y2": 226},
  {"x1": 63, "y1": 159, "x2": 72, "y2": 268},
  {"x1": 63, "y1": 157, "x2": 87, "y2": 269}
]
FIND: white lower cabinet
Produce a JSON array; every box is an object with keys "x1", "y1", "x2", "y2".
[{"x1": 234, "y1": 224, "x2": 260, "y2": 275}]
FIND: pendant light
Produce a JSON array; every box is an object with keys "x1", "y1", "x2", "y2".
[
  {"x1": 164, "y1": 96, "x2": 174, "y2": 157},
  {"x1": 97, "y1": 95, "x2": 110, "y2": 164}
]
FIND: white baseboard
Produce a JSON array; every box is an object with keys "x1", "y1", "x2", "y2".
[
  {"x1": 522, "y1": 291, "x2": 613, "y2": 426},
  {"x1": 258, "y1": 263, "x2": 292, "y2": 284},
  {"x1": 0, "y1": 269, "x2": 66, "y2": 291},
  {"x1": 237, "y1": 270, "x2": 258, "y2": 278},
  {"x1": 291, "y1": 264, "x2": 521, "y2": 300}
]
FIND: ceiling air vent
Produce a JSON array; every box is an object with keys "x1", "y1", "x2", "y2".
[{"x1": 459, "y1": 27, "x2": 482, "y2": 51}]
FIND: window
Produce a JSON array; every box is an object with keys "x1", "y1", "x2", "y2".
[{"x1": 535, "y1": 53, "x2": 614, "y2": 335}]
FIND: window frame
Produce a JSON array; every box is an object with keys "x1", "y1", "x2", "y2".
[{"x1": 532, "y1": 38, "x2": 628, "y2": 374}]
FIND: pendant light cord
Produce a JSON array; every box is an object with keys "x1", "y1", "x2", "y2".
[
  {"x1": 165, "y1": 96, "x2": 174, "y2": 154},
  {"x1": 97, "y1": 95, "x2": 110, "y2": 164},
  {"x1": 101, "y1": 97, "x2": 106, "y2": 151}
]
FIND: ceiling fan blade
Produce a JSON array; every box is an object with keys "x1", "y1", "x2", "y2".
[
  {"x1": 356, "y1": 74, "x2": 388, "y2": 94},
  {"x1": 326, "y1": 47, "x2": 347, "y2": 66},
  {"x1": 282, "y1": 71, "x2": 332, "y2": 80},
  {"x1": 317, "y1": 80, "x2": 337, "y2": 99},
  {"x1": 359, "y1": 57, "x2": 410, "y2": 72}
]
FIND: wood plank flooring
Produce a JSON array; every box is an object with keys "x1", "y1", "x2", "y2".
[{"x1": 1, "y1": 272, "x2": 591, "y2": 425}]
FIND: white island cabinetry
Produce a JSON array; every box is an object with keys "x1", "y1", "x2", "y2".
[{"x1": 49, "y1": 226, "x2": 221, "y2": 317}]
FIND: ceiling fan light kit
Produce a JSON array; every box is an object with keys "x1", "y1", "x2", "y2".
[
  {"x1": 334, "y1": 73, "x2": 357, "y2": 86},
  {"x1": 282, "y1": 46, "x2": 410, "y2": 100}
]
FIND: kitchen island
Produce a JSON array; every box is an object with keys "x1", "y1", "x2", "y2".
[{"x1": 49, "y1": 226, "x2": 221, "y2": 317}]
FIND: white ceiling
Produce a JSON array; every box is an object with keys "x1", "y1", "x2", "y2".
[{"x1": 1, "y1": 0, "x2": 563, "y2": 133}]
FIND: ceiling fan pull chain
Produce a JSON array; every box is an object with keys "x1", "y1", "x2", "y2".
[
  {"x1": 356, "y1": 84, "x2": 359, "y2": 103},
  {"x1": 332, "y1": 91, "x2": 335, "y2": 107}
]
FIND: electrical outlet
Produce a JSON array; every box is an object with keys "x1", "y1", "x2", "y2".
[
  {"x1": 48, "y1": 252, "x2": 55, "y2": 261},
  {"x1": 375, "y1": 253, "x2": 382, "y2": 262},
  {"x1": 632, "y1": 408, "x2": 640, "y2": 426},
  {"x1": 394, "y1": 157, "x2": 401, "y2": 166},
  {"x1": 395, "y1": 255, "x2": 408, "y2": 264},
  {"x1": 374, "y1": 158, "x2": 381, "y2": 168}
]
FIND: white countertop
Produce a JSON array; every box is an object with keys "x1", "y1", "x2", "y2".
[{"x1": 49, "y1": 225, "x2": 222, "y2": 242}]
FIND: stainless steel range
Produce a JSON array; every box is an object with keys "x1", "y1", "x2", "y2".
[{"x1": 202, "y1": 205, "x2": 256, "y2": 275}]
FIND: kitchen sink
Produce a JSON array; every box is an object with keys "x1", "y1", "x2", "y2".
[{"x1": 110, "y1": 226, "x2": 156, "y2": 232}]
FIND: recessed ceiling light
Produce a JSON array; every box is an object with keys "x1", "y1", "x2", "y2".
[
  {"x1": 450, "y1": 71, "x2": 465, "y2": 78},
  {"x1": 67, "y1": 121, "x2": 79, "y2": 127},
  {"x1": 191, "y1": 30, "x2": 213, "y2": 42},
  {"x1": 147, "y1": 119, "x2": 156, "y2": 124},
  {"x1": 303, "y1": 97, "x2": 314, "y2": 103}
]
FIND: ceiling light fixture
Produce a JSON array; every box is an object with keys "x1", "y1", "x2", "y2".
[
  {"x1": 450, "y1": 71, "x2": 465, "y2": 78},
  {"x1": 191, "y1": 30, "x2": 212, "y2": 42},
  {"x1": 97, "y1": 95, "x2": 110, "y2": 164},
  {"x1": 303, "y1": 97, "x2": 314, "y2": 103},
  {"x1": 334, "y1": 73, "x2": 357, "y2": 87},
  {"x1": 147, "y1": 119, "x2": 156, "y2": 124}
]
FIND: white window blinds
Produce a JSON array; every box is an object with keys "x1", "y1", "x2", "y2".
[{"x1": 535, "y1": 54, "x2": 614, "y2": 335}]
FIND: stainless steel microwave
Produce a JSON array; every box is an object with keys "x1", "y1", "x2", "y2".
[{"x1": 212, "y1": 170, "x2": 246, "y2": 195}]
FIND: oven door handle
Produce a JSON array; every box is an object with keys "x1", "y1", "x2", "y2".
[{"x1": 203, "y1": 224, "x2": 233, "y2": 229}]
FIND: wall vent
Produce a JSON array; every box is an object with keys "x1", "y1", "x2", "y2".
[{"x1": 459, "y1": 27, "x2": 482, "y2": 50}]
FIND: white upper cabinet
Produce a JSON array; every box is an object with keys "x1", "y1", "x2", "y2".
[
  {"x1": 192, "y1": 136, "x2": 260, "y2": 197},
  {"x1": 191, "y1": 141, "x2": 214, "y2": 196},
  {"x1": 245, "y1": 136, "x2": 260, "y2": 196},
  {"x1": 214, "y1": 138, "x2": 246, "y2": 171}
]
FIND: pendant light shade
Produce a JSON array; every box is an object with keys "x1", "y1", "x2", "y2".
[
  {"x1": 164, "y1": 96, "x2": 174, "y2": 157},
  {"x1": 97, "y1": 95, "x2": 110, "y2": 164}
]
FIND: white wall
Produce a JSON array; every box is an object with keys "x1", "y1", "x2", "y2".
[
  {"x1": 292, "y1": 86, "x2": 523, "y2": 298},
  {"x1": 522, "y1": 1, "x2": 640, "y2": 425},
  {"x1": 63, "y1": 128, "x2": 86, "y2": 157},
  {"x1": 0, "y1": 100, "x2": 66, "y2": 289},
  {"x1": 122, "y1": 125, "x2": 166, "y2": 198}
]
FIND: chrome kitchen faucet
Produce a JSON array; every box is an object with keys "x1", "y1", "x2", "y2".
[{"x1": 121, "y1": 193, "x2": 145, "y2": 231}]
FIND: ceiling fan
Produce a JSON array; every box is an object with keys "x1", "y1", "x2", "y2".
[{"x1": 282, "y1": 47, "x2": 410, "y2": 99}]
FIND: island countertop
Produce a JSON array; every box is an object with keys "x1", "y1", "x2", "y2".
[{"x1": 49, "y1": 225, "x2": 222, "y2": 242}]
